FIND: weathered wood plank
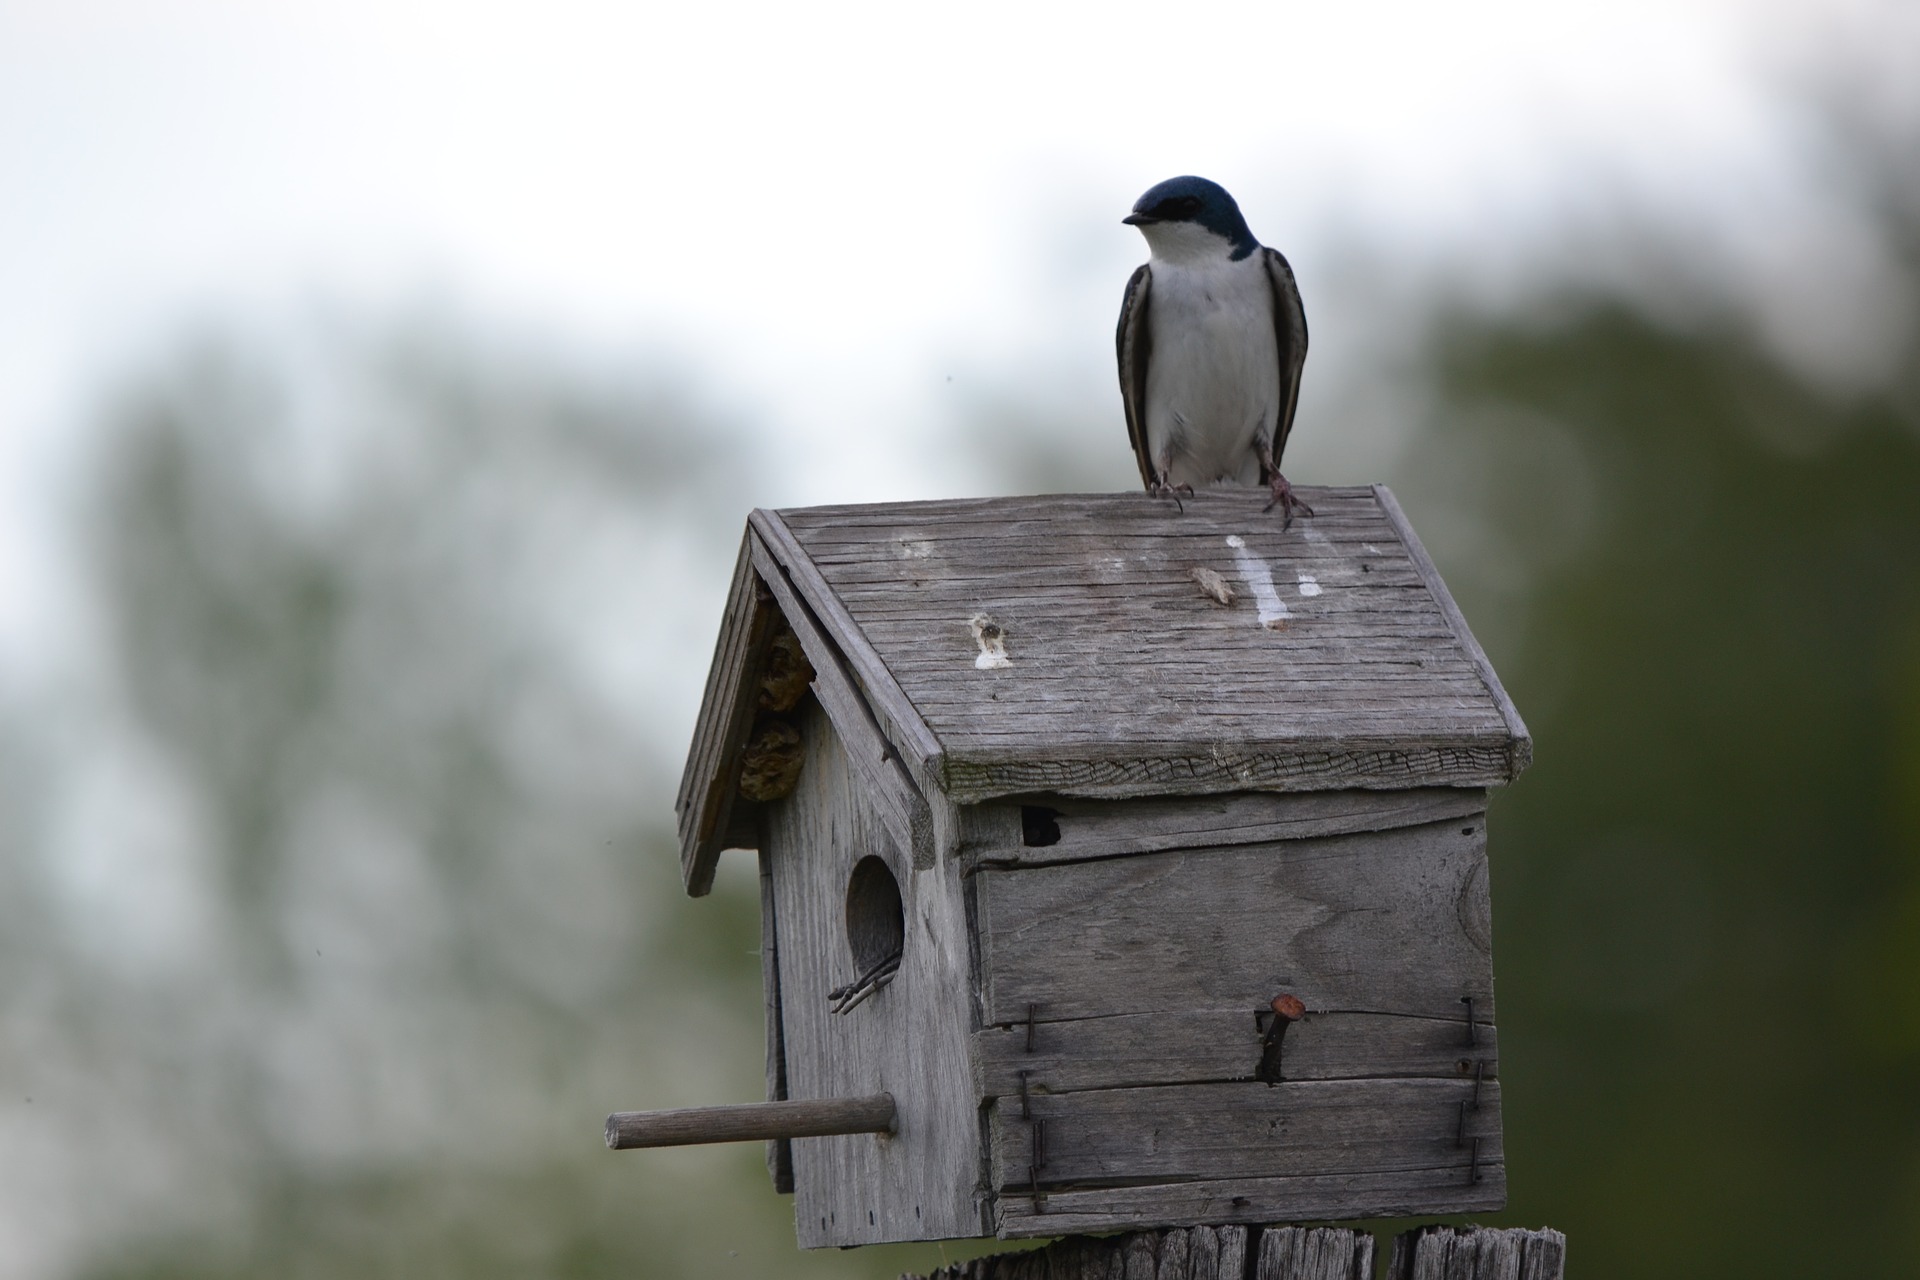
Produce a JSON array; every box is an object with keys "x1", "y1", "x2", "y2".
[
  {"x1": 1255, "y1": 1227, "x2": 1374, "y2": 1280},
  {"x1": 994, "y1": 1162, "x2": 1505, "y2": 1238},
  {"x1": 989, "y1": 1078, "x2": 1502, "y2": 1190},
  {"x1": 959, "y1": 788, "x2": 1485, "y2": 869},
  {"x1": 675, "y1": 534, "x2": 781, "y2": 895},
  {"x1": 977, "y1": 818, "x2": 1495, "y2": 1025},
  {"x1": 1374, "y1": 485, "x2": 1533, "y2": 778},
  {"x1": 792, "y1": 513, "x2": 1404, "y2": 544},
  {"x1": 809, "y1": 555, "x2": 1424, "y2": 590},
  {"x1": 757, "y1": 849, "x2": 793, "y2": 1193},
  {"x1": 942, "y1": 743, "x2": 1517, "y2": 804},
  {"x1": 974, "y1": 1011, "x2": 1498, "y2": 1097},
  {"x1": 872, "y1": 632, "x2": 1473, "y2": 662},
  {"x1": 747, "y1": 531, "x2": 934, "y2": 867},
  {"x1": 835, "y1": 588, "x2": 1448, "y2": 635},
  {"x1": 779, "y1": 485, "x2": 1383, "y2": 529},
  {"x1": 767, "y1": 701, "x2": 982, "y2": 1247},
  {"x1": 901, "y1": 1226, "x2": 1251, "y2": 1280},
  {"x1": 1385, "y1": 1226, "x2": 1566, "y2": 1280},
  {"x1": 750, "y1": 508, "x2": 946, "y2": 775}
]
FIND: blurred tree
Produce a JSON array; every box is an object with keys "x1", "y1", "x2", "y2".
[
  {"x1": 1385, "y1": 157, "x2": 1920, "y2": 1274},
  {"x1": 15, "y1": 317, "x2": 999, "y2": 1279}
]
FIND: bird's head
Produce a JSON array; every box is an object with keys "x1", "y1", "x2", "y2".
[{"x1": 1124, "y1": 176, "x2": 1259, "y2": 263}]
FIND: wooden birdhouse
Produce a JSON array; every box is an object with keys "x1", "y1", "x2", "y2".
[{"x1": 608, "y1": 486, "x2": 1530, "y2": 1250}]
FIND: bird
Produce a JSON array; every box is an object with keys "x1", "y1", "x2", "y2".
[{"x1": 1116, "y1": 176, "x2": 1311, "y2": 525}]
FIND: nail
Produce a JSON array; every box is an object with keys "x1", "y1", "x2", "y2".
[{"x1": 1256, "y1": 994, "x2": 1306, "y2": 1084}]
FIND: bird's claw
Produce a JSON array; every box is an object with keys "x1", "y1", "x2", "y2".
[
  {"x1": 1147, "y1": 478, "x2": 1194, "y2": 513},
  {"x1": 1262, "y1": 473, "x2": 1314, "y2": 529}
]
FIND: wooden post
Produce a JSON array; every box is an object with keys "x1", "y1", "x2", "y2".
[
  {"x1": 603, "y1": 1095, "x2": 896, "y2": 1150},
  {"x1": 901, "y1": 1225, "x2": 1565, "y2": 1280},
  {"x1": 1386, "y1": 1225, "x2": 1566, "y2": 1279}
]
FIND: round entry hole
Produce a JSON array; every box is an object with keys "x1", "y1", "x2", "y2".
[{"x1": 845, "y1": 855, "x2": 905, "y2": 973}]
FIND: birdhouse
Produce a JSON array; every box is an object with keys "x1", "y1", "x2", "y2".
[{"x1": 611, "y1": 486, "x2": 1530, "y2": 1249}]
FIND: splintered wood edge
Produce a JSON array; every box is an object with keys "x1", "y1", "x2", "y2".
[
  {"x1": 1386, "y1": 1226, "x2": 1567, "y2": 1280},
  {"x1": 676, "y1": 534, "x2": 781, "y2": 896},
  {"x1": 752, "y1": 508, "x2": 947, "y2": 779},
  {"x1": 1372, "y1": 484, "x2": 1533, "y2": 777}
]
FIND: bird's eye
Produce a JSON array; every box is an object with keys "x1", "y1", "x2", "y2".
[{"x1": 1155, "y1": 195, "x2": 1204, "y2": 219}]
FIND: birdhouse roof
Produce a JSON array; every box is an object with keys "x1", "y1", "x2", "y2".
[{"x1": 675, "y1": 485, "x2": 1528, "y2": 894}]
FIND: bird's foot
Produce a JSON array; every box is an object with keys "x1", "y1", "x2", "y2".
[
  {"x1": 1263, "y1": 472, "x2": 1315, "y2": 529},
  {"x1": 1147, "y1": 478, "x2": 1194, "y2": 513}
]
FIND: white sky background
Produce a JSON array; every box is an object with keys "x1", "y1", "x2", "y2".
[{"x1": 2, "y1": 0, "x2": 1915, "y2": 691}]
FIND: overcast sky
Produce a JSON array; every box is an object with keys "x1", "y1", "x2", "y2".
[{"x1": 1, "y1": 0, "x2": 1910, "y2": 680}]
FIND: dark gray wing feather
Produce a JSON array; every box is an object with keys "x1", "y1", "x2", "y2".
[
  {"x1": 1116, "y1": 263, "x2": 1155, "y2": 489},
  {"x1": 1261, "y1": 246, "x2": 1309, "y2": 471}
]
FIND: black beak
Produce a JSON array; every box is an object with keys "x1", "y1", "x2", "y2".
[{"x1": 1122, "y1": 212, "x2": 1157, "y2": 226}]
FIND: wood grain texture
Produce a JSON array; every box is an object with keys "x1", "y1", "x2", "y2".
[
  {"x1": 604, "y1": 1094, "x2": 895, "y2": 1148},
  {"x1": 1386, "y1": 1226, "x2": 1566, "y2": 1280},
  {"x1": 675, "y1": 535, "x2": 780, "y2": 895},
  {"x1": 975, "y1": 818, "x2": 1496, "y2": 1026},
  {"x1": 1254, "y1": 1227, "x2": 1374, "y2": 1280},
  {"x1": 757, "y1": 849, "x2": 793, "y2": 1193},
  {"x1": 959, "y1": 788, "x2": 1486, "y2": 870},
  {"x1": 900, "y1": 1224, "x2": 1557, "y2": 1280},
  {"x1": 988, "y1": 1078, "x2": 1503, "y2": 1191},
  {"x1": 747, "y1": 531, "x2": 935, "y2": 868},
  {"x1": 995, "y1": 1162, "x2": 1504, "y2": 1239},
  {"x1": 974, "y1": 1011, "x2": 1498, "y2": 1097},
  {"x1": 766, "y1": 701, "x2": 982, "y2": 1247},
  {"x1": 772, "y1": 487, "x2": 1529, "y2": 803},
  {"x1": 901, "y1": 1225, "x2": 1248, "y2": 1280}
]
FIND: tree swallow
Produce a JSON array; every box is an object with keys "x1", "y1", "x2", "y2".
[{"x1": 1116, "y1": 176, "x2": 1311, "y2": 525}]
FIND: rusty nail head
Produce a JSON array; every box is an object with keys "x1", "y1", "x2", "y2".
[{"x1": 1271, "y1": 994, "x2": 1306, "y2": 1022}]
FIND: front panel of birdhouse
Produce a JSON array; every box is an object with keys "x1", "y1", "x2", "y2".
[
  {"x1": 961, "y1": 787, "x2": 1504, "y2": 1237},
  {"x1": 762, "y1": 699, "x2": 982, "y2": 1248}
]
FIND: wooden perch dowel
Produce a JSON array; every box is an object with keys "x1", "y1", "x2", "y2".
[{"x1": 604, "y1": 1094, "x2": 897, "y2": 1150}]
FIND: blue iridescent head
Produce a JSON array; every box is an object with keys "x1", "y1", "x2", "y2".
[{"x1": 1124, "y1": 176, "x2": 1259, "y2": 260}]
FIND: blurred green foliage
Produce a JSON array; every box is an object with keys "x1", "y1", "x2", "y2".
[{"x1": 1397, "y1": 292, "x2": 1920, "y2": 1275}]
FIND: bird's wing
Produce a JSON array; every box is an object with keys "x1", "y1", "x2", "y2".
[
  {"x1": 1116, "y1": 263, "x2": 1155, "y2": 489},
  {"x1": 1261, "y1": 246, "x2": 1309, "y2": 469}
]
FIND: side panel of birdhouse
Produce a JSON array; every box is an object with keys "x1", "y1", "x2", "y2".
[
  {"x1": 766, "y1": 700, "x2": 981, "y2": 1248},
  {"x1": 965, "y1": 791, "x2": 1502, "y2": 1237}
]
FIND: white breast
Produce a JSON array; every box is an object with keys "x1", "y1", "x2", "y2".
[{"x1": 1144, "y1": 253, "x2": 1279, "y2": 489}]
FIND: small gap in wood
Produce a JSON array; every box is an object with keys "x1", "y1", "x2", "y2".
[{"x1": 1019, "y1": 805, "x2": 1063, "y2": 847}]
